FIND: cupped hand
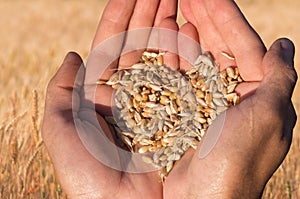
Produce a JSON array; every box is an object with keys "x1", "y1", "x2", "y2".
[
  {"x1": 163, "y1": 0, "x2": 297, "y2": 198},
  {"x1": 42, "y1": 0, "x2": 179, "y2": 198}
]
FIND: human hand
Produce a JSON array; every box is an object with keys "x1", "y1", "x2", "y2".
[
  {"x1": 163, "y1": 1, "x2": 297, "y2": 198},
  {"x1": 42, "y1": 0, "x2": 179, "y2": 198}
]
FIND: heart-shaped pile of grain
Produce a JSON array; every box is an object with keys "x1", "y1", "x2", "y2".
[{"x1": 98, "y1": 51, "x2": 243, "y2": 180}]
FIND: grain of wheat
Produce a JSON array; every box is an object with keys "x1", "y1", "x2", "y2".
[
  {"x1": 99, "y1": 51, "x2": 244, "y2": 180},
  {"x1": 32, "y1": 90, "x2": 38, "y2": 121},
  {"x1": 10, "y1": 136, "x2": 18, "y2": 164}
]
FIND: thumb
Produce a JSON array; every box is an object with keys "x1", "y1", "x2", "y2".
[
  {"x1": 45, "y1": 52, "x2": 84, "y2": 114},
  {"x1": 264, "y1": 38, "x2": 295, "y2": 72},
  {"x1": 256, "y1": 38, "x2": 297, "y2": 104}
]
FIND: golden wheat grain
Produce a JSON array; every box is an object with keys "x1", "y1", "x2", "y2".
[
  {"x1": 31, "y1": 90, "x2": 40, "y2": 144},
  {"x1": 32, "y1": 90, "x2": 38, "y2": 121},
  {"x1": 10, "y1": 136, "x2": 18, "y2": 164},
  {"x1": 31, "y1": 116, "x2": 39, "y2": 144}
]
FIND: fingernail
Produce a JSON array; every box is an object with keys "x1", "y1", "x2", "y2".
[
  {"x1": 198, "y1": 111, "x2": 226, "y2": 159},
  {"x1": 279, "y1": 39, "x2": 295, "y2": 67},
  {"x1": 63, "y1": 52, "x2": 73, "y2": 62}
]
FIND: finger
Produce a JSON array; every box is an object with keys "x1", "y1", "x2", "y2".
[
  {"x1": 147, "y1": 0, "x2": 177, "y2": 53},
  {"x1": 178, "y1": 22, "x2": 201, "y2": 73},
  {"x1": 185, "y1": 0, "x2": 235, "y2": 70},
  {"x1": 43, "y1": 53, "x2": 121, "y2": 196},
  {"x1": 180, "y1": 0, "x2": 197, "y2": 25},
  {"x1": 154, "y1": 0, "x2": 178, "y2": 26},
  {"x1": 204, "y1": 0, "x2": 266, "y2": 81},
  {"x1": 119, "y1": 0, "x2": 160, "y2": 69},
  {"x1": 90, "y1": 0, "x2": 137, "y2": 81},
  {"x1": 91, "y1": 0, "x2": 136, "y2": 49},
  {"x1": 86, "y1": 1, "x2": 137, "y2": 114},
  {"x1": 159, "y1": 18, "x2": 179, "y2": 70},
  {"x1": 45, "y1": 52, "x2": 84, "y2": 115},
  {"x1": 256, "y1": 39, "x2": 297, "y2": 108}
]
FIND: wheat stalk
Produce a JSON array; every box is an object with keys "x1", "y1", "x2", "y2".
[
  {"x1": 4, "y1": 111, "x2": 27, "y2": 133},
  {"x1": 23, "y1": 139, "x2": 44, "y2": 176}
]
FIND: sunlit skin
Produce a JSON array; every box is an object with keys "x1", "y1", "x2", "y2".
[{"x1": 42, "y1": 0, "x2": 297, "y2": 198}]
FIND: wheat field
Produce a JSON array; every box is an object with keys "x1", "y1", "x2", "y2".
[{"x1": 0, "y1": 0, "x2": 299, "y2": 198}]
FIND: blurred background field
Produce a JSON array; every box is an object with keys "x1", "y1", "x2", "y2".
[{"x1": 0, "y1": 0, "x2": 299, "y2": 198}]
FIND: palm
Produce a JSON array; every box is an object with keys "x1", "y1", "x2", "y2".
[
  {"x1": 44, "y1": 99, "x2": 162, "y2": 198},
  {"x1": 71, "y1": 118, "x2": 163, "y2": 199}
]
